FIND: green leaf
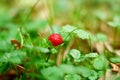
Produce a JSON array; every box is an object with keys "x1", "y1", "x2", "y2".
[
  {"x1": 69, "y1": 49, "x2": 81, "y2": 59},
  {"x1": 85, "y1": 53, "x2": 98, "y2": 58},
  {"x1": 96, "y1": 33, "x2": 108, "y2": 42},
  {"x1": 98, "y1": 71, "x2": 104, "y2": 77},
  {"x1": 73, "y1": 30, "x2": 90, "y2": 40},
  {"x1": 62, "y1": 25, "x2": 77, "y2": 32},
  {"x1": 93, "y1": 55, "x2": 108, "y2": 70},
  {"x1": 50, "y1": 48, "x2": 58, "y2": 54},
  {"x1": 110, "y1": 57, "x2": 120, "y2": 63},
  {"x1": 108, "y1": 22, "x2": 118, "y2": 28},
  {"x1": 39, "y1": 47, "x2": 49, "y2": 53},
  {"x1": 88, "y1": 70, "x2": 98, "y2": 80},
  {"x1": 76, "y1": 66, "x2": 98, "y2": 79},
  {"x1": 65, "y1": 74, "x2": 81, "y2": 80},
  {"x1": 95, "y1": 10, "x2": 107, "y2": 21},
  {"x1": 41, "y1": 66, "x2": 64, "y2": 80},
  {"x1": 108, "y1": 15, "x2": 120, "y2": 28},
  {"x1": 0, "y1": 50, "x2": 26, "y2": 64},
  {"x1": 59, "y1": 64, "x2": 75, "y2": 74}
]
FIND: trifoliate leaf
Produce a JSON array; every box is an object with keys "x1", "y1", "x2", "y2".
[{"x1": 69, "y1": 49, "x2": 81, "y2": 59}]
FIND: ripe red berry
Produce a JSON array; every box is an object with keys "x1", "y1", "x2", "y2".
[{"x1": 48, "y1": 33, "x2": 63, "y2": 46}]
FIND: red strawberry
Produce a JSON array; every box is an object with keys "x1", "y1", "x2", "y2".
[{"x1": 48, "y1": 33, "x2": 63, "y2": 46}]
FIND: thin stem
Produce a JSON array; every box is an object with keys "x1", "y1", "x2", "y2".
[
  {"x1": 26, "y1": 33, "x2": 34, "y2": 47},
  {"x1": 18, "y1": 28, "x2": 24, "y2": 48},
  {"x1": 89, "y1": 36, "x2": 93, "y2": 52},
  {"x1": 64, "y1": 29, "x2": 77, "y2": 41},
  {"x1": 18, "y1": 0, "x2": 40, "y2": 47}
]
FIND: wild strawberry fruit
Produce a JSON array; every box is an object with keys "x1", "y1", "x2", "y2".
[{"x1": 48, "y1": 33, "x2": 63, "y2": 46}]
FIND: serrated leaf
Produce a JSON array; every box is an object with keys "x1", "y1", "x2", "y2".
[
  {"x1": 73, "y1": 30, "x2": 90, "y2": 40},
  {"x1": 65, "y1": 74, "x2": 81, "y2": 80},
  {"x1": 62, "y1": 25, "x2": 77, "y2": 32},
  {"x1": 85, "y1": 53, "x2": 98, "y2": 58},
  {"x1": 69, "y1": 49, "x2": 81, "y2": 59}
]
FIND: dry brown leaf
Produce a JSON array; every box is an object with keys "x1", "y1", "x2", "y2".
[
  {"x1": 95, "y1": 42, "x2": 105, "y2": 53},
  {"x1": 104, "y1": 42, "x2": 114, "y2": 52},
  {"x1": 99, "y1": 69, "x2": 120, "y2": 80},
  {"x1": 110, "y1": 63, "x2": 120, "y2": 72},
  {"x1": 114, "y1": 50, "x2": 120, "y2": 56}
]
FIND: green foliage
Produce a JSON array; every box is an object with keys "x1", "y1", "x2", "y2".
[
  {"x1": 110, "y1": 57, "x2": 120, "y2": 63},
  {"x1": 73, "y1": 30, "x2": 91, "y2": 40},
  {"x1": 65, "y1": 74, "x2": 81, "y2": 80},
  {"x1": 0, "y1": 50, "x2": 26, "y2": 64},
  {"x1": 69, "y1": 49, "x2": 81, "y2": 59},
  {"x1": 41, "y1": 66, "x2": 64, "y2": 80},
  {"x1": 108, "y1": 16, "x2": 120, "y2": 28},
  {"x1": 95, "y1": 33, "x2": 108, "y2": 42},
  {"x1": 85, "y1": 52, "x2": 98, "y2": 58},
  {"x1": 93, "y1": 55, "x2": 108, "y2": 70},
  {"x1": 62, "y1": 25, "x2": 77, "y2": 33}
]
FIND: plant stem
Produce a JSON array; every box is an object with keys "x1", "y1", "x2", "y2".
[
  {"x1": 89, "y1": 36, "x2": 93, "y2": 52},
  {"x1": 18, "y1": 28, "x2": 24, "y2": 48},
  {"x1": 46, "y1": 53, "x2": 50, "y2": 62},
  {"x1": 18, "y1": 0, "x2": 39, "y2": 47},
  {"x1": 64, "y1": 29, "x2": 77, "y2": 41}
]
